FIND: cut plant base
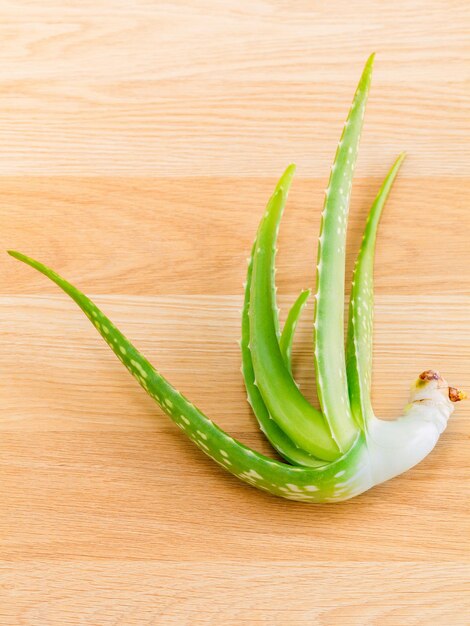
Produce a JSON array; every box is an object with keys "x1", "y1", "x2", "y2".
[{"x1": 8, "y1": 55, "x2": 465, "y2": 503}]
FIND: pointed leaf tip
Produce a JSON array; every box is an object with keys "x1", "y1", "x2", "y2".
[
  {"x1": 282, "y1": 163, "x2": 296, "y2": 184},
  {"x1": 274, "y1": 164, "x2": 296, "y2": 197},
  {"x1": 361, "y1": 53, "x2": 376, "y2": 83}
]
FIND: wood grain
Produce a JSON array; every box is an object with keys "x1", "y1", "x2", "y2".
[
  {"x1": 1, "y1": 1, "x2": 469, "y2": 624},
  {"x1": 0, "y1": 1, "x2": 468, "y2": 177}
]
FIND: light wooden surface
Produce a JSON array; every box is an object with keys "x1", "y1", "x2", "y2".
[{"x1": 1, "y1": 1, "x2": 469, "y2": 624}]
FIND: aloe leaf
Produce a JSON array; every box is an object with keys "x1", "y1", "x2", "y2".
[
  {"x1": 346, "y1": 153, "x2": 406, "y2": 427},
  {"x1": 313, "y1": 53, "x2": 374, "y2": 451},
  {"x1": 241, "y1": 245, "x2": 325, "y2": 468},
  {"x1": 249, "y1": 166, "x2": 340, "y2": 461},
  {"x1": 280, "y1": 289, "x2": 311, "y2": 374},
  {"x1": 7, "y1": 250, "x2": 369, "y2": 501}
]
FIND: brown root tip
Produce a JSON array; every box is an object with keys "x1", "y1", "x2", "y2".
[
  {"x1": 449, "y1": 387, "x2": 467, "y2": 402},
  {"x1": 419, "y1": 370, "x2": 441, "y2": 381}
]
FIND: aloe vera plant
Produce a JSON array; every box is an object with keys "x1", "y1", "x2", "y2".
[{"x1": 9, "y1": 54, "x2": 465, "y2": 502}]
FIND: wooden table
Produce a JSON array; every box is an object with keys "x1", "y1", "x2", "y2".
[{"x1": 1, "y1": 2, "x2": 469, "y2": 624}]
